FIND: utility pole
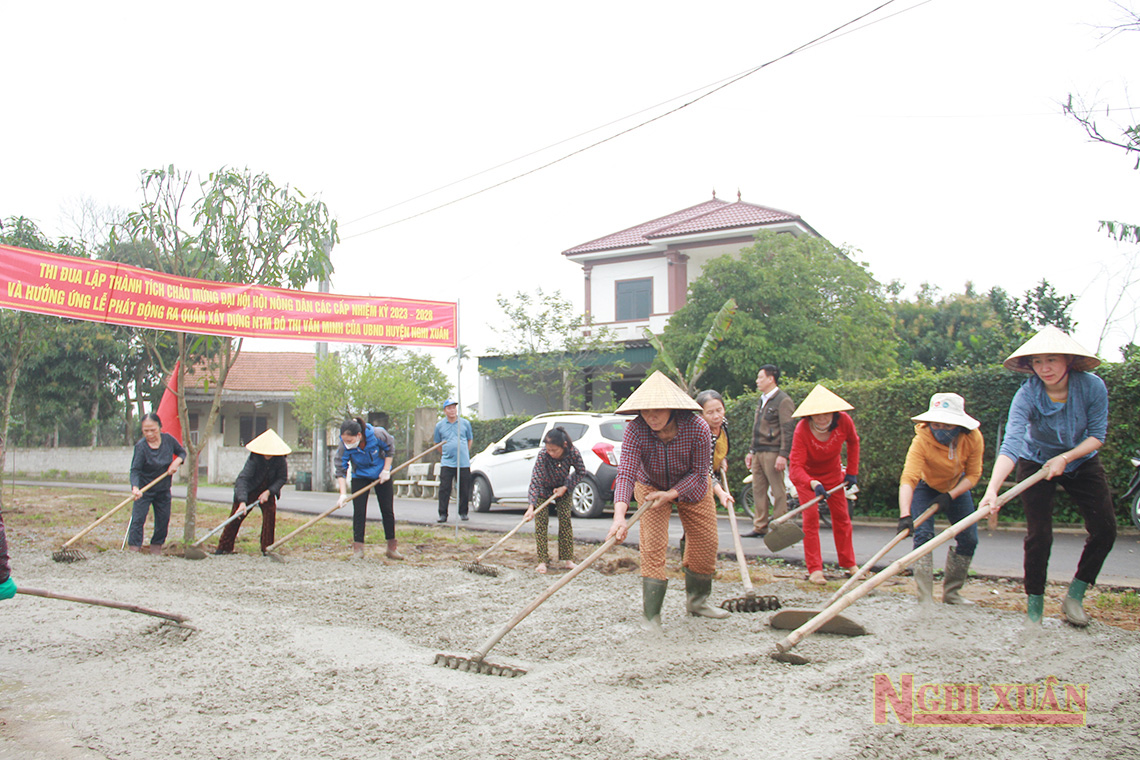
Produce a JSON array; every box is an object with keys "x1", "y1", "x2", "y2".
[{"x1": 312, "y1": 240, "x2": 332, "y2": 492}]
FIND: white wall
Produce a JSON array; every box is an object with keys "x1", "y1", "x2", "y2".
[{"x1": 588, "y1": 258, "x2": 668, "y2": 323}]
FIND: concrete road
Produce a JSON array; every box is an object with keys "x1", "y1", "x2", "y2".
[{"x1": 18, "y1": 481, "x2": 1140, "y2": 588}]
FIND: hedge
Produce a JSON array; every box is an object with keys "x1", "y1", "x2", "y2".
[{"x1": 722, "y1": 361, "x2": 1140, "y2": 526}]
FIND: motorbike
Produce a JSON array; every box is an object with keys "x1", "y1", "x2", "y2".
[{"x1": 1121, "y1": 449, "x2": 1140, "y2": 531}]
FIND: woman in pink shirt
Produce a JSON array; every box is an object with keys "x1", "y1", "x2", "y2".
[{"x1": 789, "y1": 385, "x2": 860, "y2": 585}]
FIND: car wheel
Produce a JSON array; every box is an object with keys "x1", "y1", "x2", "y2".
[
  {"x1": 570, "y1": 476, "x2": 603, "y2": 518},
  {"x1": 471, "y1": 476, "x2": 493, "y2": 513}
]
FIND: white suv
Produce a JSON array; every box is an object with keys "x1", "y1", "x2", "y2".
[{"x1": 469, "y1": 412, "x2": 630, "y2": 518}]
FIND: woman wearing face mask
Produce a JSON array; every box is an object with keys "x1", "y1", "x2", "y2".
[
  {"x1": 524, "y1": 426, "x2": 584, "y2": 574},
  {"x1": 788, "y1": 385, "x2": 860, "y2": 585},
  {"x1": 335, "y1": 417, "x2": 398, "y2": 559},
  {"x1": 897, "y1": 393, "x2": 984, "y2": 606},
  {"x1": 979, "y1": 327, "x2": 1115, "y2": 627}
]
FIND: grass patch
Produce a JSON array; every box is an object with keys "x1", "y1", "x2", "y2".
[{"x1": 1094, "y1": 591, "x2": 1140, "y2": 611}]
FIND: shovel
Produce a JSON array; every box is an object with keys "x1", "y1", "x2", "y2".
[
  {"x1": 719, "y1": 472, "x2": 780, "y2": 613},
  {"x1": 263, "y1": 443, "x2": 443, "y2": 560},
  {"x1": 767, "y1": 502, "x2": 941, "y2": 635},
  {"x1": 182, "y1": 503, "x2": 257, "y2": 560},
  {"x1": 763, "y1": 483, "x2": 846, "y2": 553},
  {"x1": 435, "y1": 498, "x2": 655, "y2": 677},
  {"x1": 770, "y1": 467, "x2": 1050, "y2": 664},
  {"x1": 52, "y1": 472, "x2": 170, "y2": 563},
  {"x1": 461, "y1": 493, "x2": 558, "y2": 577}
]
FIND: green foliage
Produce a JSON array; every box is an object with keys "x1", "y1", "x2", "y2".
[
  {"x1": 722, "y1": 362, "x2": 1139, "y2": 527},
  {"x1": 658, "y1": 231, "x2": 898, "y2": 395},
  {"x1": 890, "y1": 280, "x2": 1075, "y2": 372},
  {"x1": 293, "y1": 348, "x2": 452, "y2": 431},
  {"x1": 486, "y1": 288, "x2": 628, "y2": 411},
  {"x1": 645, "y1": 298, "x2": 736, "y2": 394}
]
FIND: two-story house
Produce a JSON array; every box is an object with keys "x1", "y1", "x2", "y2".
[{"x1": 479, "y1": 193, "x2": 820, "y2": 416}]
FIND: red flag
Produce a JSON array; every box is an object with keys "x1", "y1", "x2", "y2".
[{"x1": 156, "y1": 361, "x2": 183, "y2": 444}]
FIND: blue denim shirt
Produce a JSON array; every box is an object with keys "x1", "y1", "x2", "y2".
[
  {"x1": 433, "y1": 418, "x2": 473, "y2": 467},
  {"x1": 998, "y1": 371, "x2": 1108, "y2": 472}
]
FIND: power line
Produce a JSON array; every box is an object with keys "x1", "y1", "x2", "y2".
[{"x1": 342, "y1": 0, "x2": 917, "y2": 240}]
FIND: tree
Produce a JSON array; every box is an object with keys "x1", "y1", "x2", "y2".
[
  {"x1": 485, "y1": 289, "x2": 628, "y2": 411},
  {"x1": 657, "y1": 231, "x2": 897, "y2": 394},
  {"x1": 890, "y1": 279, "x2": 1076, "y2": 372},
  {"x1": 293, "y1": 348, "x2": 451, "y2": 434},
  {"x1": 644, "y1": 298, "x2": 737, "y2": 394},
  {"x1": 121, "y1": 166, "x2": 337, "y2": 543}
]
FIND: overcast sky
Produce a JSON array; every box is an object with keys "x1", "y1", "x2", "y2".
[{"x1": 2, "y1": 0, "x2": 1137, "y2": 409}]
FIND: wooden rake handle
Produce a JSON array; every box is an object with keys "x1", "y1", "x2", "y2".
[
  {"x1": 722, "y1": 472, "x2": 753, "y2": 593},
  {"x1": 17, "y1": 586, "x2": 190, "y2": 624},
  {"x1": 266, "y1": 442, "x2": 444, "y2": 552},
  {"x1": 474, "y1": 493, "x2": 558, "y2": 564},
  {"x1": 776, "y1": 467, "x2": 1049, "y2": 654},
  {"x1": 824, "y1": 502, "x2": 939, "y2": 607},
  {"x1": 61, "y1": 472, "x2": 170, "y2": 549},
  {"x1": 768, "y1": 483, "x2": 846, "y2": 529},
  {"x1": 472, "y1": 499, "x2": 655, "y2": 662}
]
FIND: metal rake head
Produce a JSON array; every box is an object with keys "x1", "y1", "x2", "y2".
[
  {"x1": 461, "y1": 562, "x2": 500, "y2": 577},
  {"x1": 720, "y1": 594, "x2": 781, "y2": 613},
  {"x1": 52, "y1": 548, "x2": 88, "y2": 563},
  {"x1": 433, "y1": 653, "x2": 525, "y2": 677}
]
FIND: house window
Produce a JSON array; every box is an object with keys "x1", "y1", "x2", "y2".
[
  {"x1": 239, "y1": 415, "x2": 268, "y2": 446},
  {"x1": 615, "y1": 278, "x2": 652, "y2": 321}
]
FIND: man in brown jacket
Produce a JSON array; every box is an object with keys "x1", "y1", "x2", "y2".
[{"x1": 743, "y1": 365, "x2": 796, "y2": 537}]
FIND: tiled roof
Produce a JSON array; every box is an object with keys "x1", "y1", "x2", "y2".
[
  {"x1": 186, "y1": 352, "x2": 315, "y2": 393},
  {"x1": 563, "y1": 198, "x2": 805, "y2": 255}
]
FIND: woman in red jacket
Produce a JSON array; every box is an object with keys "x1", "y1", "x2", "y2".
[{"x1": 789, "y1": 385, "x2": 860, "y2": 584}]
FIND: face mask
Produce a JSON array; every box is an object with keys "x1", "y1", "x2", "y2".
[
  {"x1": 931, "y1": 427, "x2": 960, "y2": 446},
  {"x1": 344, "y1": 440, "x2": 359, "y2": 450}
]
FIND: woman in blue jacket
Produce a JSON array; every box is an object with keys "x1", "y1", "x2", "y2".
[
  {"x1": 335, "y1": 417, "x2": 398, "y2": 559},
  {"x1": 980, "y1": 327, "x2": 1116, "y2": 627}
]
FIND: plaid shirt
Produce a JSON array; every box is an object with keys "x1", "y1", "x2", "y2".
[
  {"x1": 527, "y1": 445, "x2": 586, "y2": 505},
  {"x1": 614, "y1": 411, "x2": 711, "y2": 504}
]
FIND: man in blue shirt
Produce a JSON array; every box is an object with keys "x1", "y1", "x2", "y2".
[{"x1": 433, "y1": 399, "x2": 474, "y2": 522}]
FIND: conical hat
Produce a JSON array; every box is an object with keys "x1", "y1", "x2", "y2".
[
  {"x1": 1003, "y1": 325, "x2": 1100, "y2": 373},
  {"x1": 615, "y1": 371, "x2": 702, "y2": 414},
  {"x1": 792, "y1": 384, "x2": 853, "y2": 418},
  {"x1": 246, "y1": 428, "x2": 292, "y2": 456}
]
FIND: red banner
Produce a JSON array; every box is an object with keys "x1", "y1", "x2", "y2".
[{"x1": 0, "y1": 244, "x2": 457, "y2": 347}]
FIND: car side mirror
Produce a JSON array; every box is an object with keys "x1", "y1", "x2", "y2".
[{"x1": 492, "y1": 445, "x2": 506, "y2": 455}]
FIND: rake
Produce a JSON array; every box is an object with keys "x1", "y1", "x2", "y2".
[
  {"x1": 770, "y1": 467, "x2": 1049, "y2": 665},
  {"x1": 435, "y1": 499, "x2": 654, "y2": 677},
  {"x1": 182, "y1": 503, "x2": 256, "y2": 560},
  {"x1": 461, "y1": 493, "x2": 558, "y2": 577},
  {"x1": 263, "y1": 443, "x2": 443, "y2": 560},
  {"x1": 16, "y1": 586, "x2": 195, "y2": 632},
  {"x1": 52, "y1": 472, "x2": 169, "y2": 563},
  {"x1": 719, "y1": 472, "x2": 780, "y2": 613}
]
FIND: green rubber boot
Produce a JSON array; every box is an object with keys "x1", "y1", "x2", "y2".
[
  {"x1": 941, "y1": 549, "x2": 974, "y2": 605},
  {"x1": 1062, "y1": 579, "x2": 1090, "y2": 627},
  {"x1": 1027, "y1": 594, "x2": 1044, "y2": 624},
  {"x1": 642, "y1": 578, "x2": 668, "y2": 634},
  {"x1": 684, "y1": 568, "x2": 730, "y2": 619}
]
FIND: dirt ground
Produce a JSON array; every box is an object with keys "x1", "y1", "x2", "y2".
[{"x1": 2, "y1": 487, "x2": 1139, "y2": 759}]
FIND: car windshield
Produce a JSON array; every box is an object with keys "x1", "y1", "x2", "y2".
[{"x1": 599, "y1": 420, "x2": 626, "y2": 442}]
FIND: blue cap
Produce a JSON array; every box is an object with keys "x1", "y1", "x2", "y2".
[{"x1": 443, "y1": 398, "x2": 458, "y2": 409}]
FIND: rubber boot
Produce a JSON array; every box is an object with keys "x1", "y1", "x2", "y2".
[
  {"x1": 1062, "y1": 579, "x2": 1090, "y2": 627},
  {"x1": 642, "y1": 578, "x2": 668, "y2": 634},
  {"x1": 352, "y1": 542, "x2": 365, "y2": 558},
  {"x1": 684, "y1": 568, "x2": 730, "y2": 619},
  {"x1": 914, "y1": 554, "x2": 934, "y2": 605},
  {"x1": 1027, "y1": 594, "x2": 1044, "y2": 624},
  {"x1": 385, "y1": 539, "x2": 405, "y2": 561},
  {"x1": 941, "y1": 549, "x2": 974, "y2": 605}
]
